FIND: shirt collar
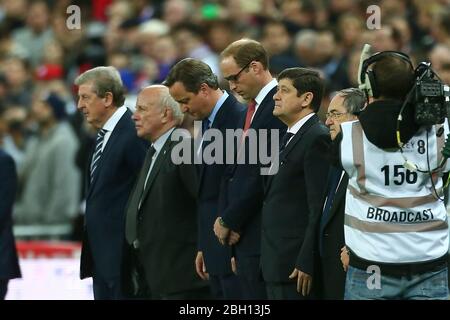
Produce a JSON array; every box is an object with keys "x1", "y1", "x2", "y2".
[
  {"x1": 255, "y1": 78, "x2": 277, "y2": 106},
  {"x1": 152, "y1": 127, "x2": 175, "y2": 153},
  {"x1": 102, "y1": 106, "x2": 127, "y2": 132},
  {"x1": 207, "y1": 91, "x2": 228, "y2": 125},
  {"x1": 288, "y1": 113, "x2": 315, "y2": 135}
]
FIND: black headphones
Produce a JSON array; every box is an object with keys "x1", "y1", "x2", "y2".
[{"x1": 359, "y1": 51, "x2": 413, "y2": 98}]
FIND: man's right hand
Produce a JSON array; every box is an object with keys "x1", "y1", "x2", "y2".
[
  {"x1": 340, "y1": 246, "x2": 349, "y2": 272},
  {"x1": 195, "y1": 251, "x2": 209, "y2": 280},
  {"x1": 228, "y1": 230, "x2": 240, "y2": 245},
  {"x1": 231, "y1": 256, "x2": 237, "y2": 274}
]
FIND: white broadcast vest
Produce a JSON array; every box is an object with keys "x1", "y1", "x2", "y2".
[{"x1": 340, "y1": 120, "x2": 450, "y2": 263}]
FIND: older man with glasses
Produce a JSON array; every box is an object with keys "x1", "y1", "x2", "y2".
[{"x1": 316, "y1": 88, "x2": 365, "y2": 299}]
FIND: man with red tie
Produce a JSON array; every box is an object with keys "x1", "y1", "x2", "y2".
[{"x1": 214, "y1": 39, "x2": 286, "y2": 299}]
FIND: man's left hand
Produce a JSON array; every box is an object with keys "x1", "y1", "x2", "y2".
[
  {"x1": 289, "y1": 268, "x2": 312, "y2": 296},
  {"x1": 213, "y1": 217, "x2": 230, "y2": 245}
]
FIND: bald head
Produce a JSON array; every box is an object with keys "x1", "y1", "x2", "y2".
[
  {"x1": 132, "y1": 85, "x2": 183, "y2": 142},
  {"x1": 140, "y1": 85, "x2": 169, "y2": 102}
]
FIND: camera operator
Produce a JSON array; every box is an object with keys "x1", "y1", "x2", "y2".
[{"x1": 338, "y1": 49, "x2": 450, "y2": 300}]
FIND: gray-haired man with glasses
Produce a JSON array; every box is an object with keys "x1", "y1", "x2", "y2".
[
  {"x1": 325, "y1": 88, "x2": 365, "y2": 140},
  {"x1": 317, "y1": 88, "x2": 365, "y2": 299}
]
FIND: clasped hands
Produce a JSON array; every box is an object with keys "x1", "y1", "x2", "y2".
[{"x1": 213, "y1": 217, "x2": 240, "y2": 246}]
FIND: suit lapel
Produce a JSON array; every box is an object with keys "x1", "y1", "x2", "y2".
[
  {"x1": 280, "y1": 114, "x2": 319, "y2": 160},
  {"x1": 251, "y1": 87, "x2": 277, "y2": 126},
  {"x1": 228, "y1": 88, "x2": 276, "y2": 176},
  {"x1": 198, "y1": 97, "x2": 229, "y2": 187},
  {"x1": 139, "y1": 135, "x2": 173, "y2": 202},
  {"x1": 131, "y1": 149, "x2": 155, "y2": 209},
  {"x1": 124, "y1": 148, "x2": 154, "y2": 241},
  {"x1": 87, "y1": 109, "x2": 131, "y2": 198},
  {"x1": 264, "y1": 114, "x2": 319, "y2": 194},
  {"x1": 85, "y1": 147, "x2": 94, "y2": 197},
  {"x1": 322, "y1": 173, "x2": 347, "y2": 228}
]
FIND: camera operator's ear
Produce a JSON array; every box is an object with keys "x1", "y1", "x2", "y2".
[{"x1": 367, "y1": 69, "x2": 379, "y2": 98}]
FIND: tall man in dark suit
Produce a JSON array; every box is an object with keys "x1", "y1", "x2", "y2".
[
  {"x1": 261, "y1": 67, "x2": 330, "y2": 300},
  {"x1": 317, "y1": 88, "x2": 365, "y2": 299},
  {"x1": 75, "y1": 66, "x2": 148, "y2": 300},
  {"x1": 214, "y1": 39, "x2": 286, "y2": 299},
  {"x1": 164, "y1": 58, "x2": 245, "y2": 299},
  {"x1": 0, "y1": 148, "x2": 21, "y2": 299},
  {"x1": 124, "y1": 85, "x2": 210, "y2": 299}
]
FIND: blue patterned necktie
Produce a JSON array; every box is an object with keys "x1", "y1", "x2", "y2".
[
  {"x1": 201, "y1": 118, "x2": 211, "y2": 152},
  {"x1": 90, "y1": 129, "x2": 107, "y2": 183},
  {"x1": 202, "y1": 118, "x2": 210, "y2": 133},
  {"x1": 319, "y1": 167, "x2": 342, "y2": 256}
]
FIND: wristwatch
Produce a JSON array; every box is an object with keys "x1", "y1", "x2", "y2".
[{"x1": 218, "y1": 217, "x2": 228, "y2": 228}]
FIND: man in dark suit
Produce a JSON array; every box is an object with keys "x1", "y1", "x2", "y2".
[
  {"x1": 164, "y1": 58, "x2": 245, "y2": 299},
  {"x1": 261, "y1": 67, "x2": 330, "y2": 299},
  {"x1": 124, "y1": 85, "x2": 209, "y2": 299},
  {"x1": 317, "y1": 88, "x2": 365, "y2": 299},
  {"x1": 75, "y1": 66, "x2": 148, "y2": 300},
  {"x1": 214, "y1": 39, "x2": 286, "y2": 299},
  {"x1": 0, "y1": 148, "x2": 21, "y2": 299}
]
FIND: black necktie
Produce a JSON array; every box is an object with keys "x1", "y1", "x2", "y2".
[
  {"x1": 201, "y1": 118, "x2": 211, "y2": 152},
  {"x1": 125, "y1": 146, "x2": 156, "y2": 245},
  {"x1": 280, "y1": 132, "x2": 294, "y2": 152},
  {"x1": 319, "y1": 167, "x2": 342, "y2": 256},
  {"x1": 140, "y1": 146, "x2": 157, "y2": 203}
]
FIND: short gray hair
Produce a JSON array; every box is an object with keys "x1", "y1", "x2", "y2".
[
  {"x1": 74, "y1": 66, "x2": 125, "y2": 107},
  {"x1": 150, "y1": 85, "x2": 184, "y2": 122},
  {"x1": 336, "y1": 88, "x2": 365, "y2": 115}
]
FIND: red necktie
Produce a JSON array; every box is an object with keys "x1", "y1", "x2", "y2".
[
  {"x1": 238, "y1": 100, "x2": 256, "y2": 156},
  {"x1": 243, "y1": 100, "x2": 256, "y2": 133}
]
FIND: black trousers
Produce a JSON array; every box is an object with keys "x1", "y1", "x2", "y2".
[
  {"x1": 154, "y1": 285, "x2": 212, "y2": 300},
  {"x1": 235, "y1": 254, "x2": 267, "y2": 299},
  {"x1": 266, "y1": 282, "x2": 308, "y2": 300},
  {"x1": 92, "y1": 274, "x2": 124, "y2": 300},
  {"x1": 122, "y1": 246, "x2": 151, "y2": 299},
  {"x1": 0, "y1": 280, "x2": 8, "y2": 300},
  {"x1": 209, "y1": 273, "x2": 243, "y2": 299}
]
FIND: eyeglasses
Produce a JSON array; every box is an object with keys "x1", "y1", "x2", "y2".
[
  {"x1": 224, "y1": 61, "x2": 252, "y2": 82},
  {"x1": 325, "y1": 111, "x2": 348, "y2": 120}
]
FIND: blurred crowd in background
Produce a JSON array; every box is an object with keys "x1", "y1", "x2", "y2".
[{"x1": 0, "y1": 0, "x2": 450, "y2": 240}]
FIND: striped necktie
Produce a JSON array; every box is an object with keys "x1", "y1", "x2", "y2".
[{"x1": 90, "y1": 129, "x2": 107, "y2": 183}]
